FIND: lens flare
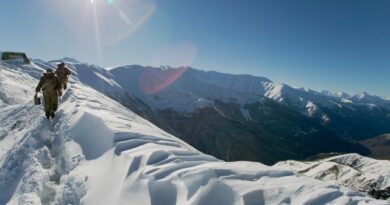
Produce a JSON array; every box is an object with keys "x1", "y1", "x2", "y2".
[
  {"x1": 139, "y1": 67, "x2": 188, "y2": 95},
  {"x1": 92, "y1": 2, "x2": 103, "y2": 65},
  {"x1": 138, "y1": 42, "x2": 198, "y2": 95},
  {"x1": 152, "y1": 42, "x2": 198, "y2": 68},
  {"x1": 39, "y1": 0, "x2": 156, "y2": 64},
  {"x1": 110, "y1": 2, "x2": 156, "y2": 45}
]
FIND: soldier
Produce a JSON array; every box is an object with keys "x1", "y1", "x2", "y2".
[
  {"x1": 35, "y1": 69, "x2": 62, "y2": 119},
  {"x1": 55, "y1": 62, "x2": 71, "y2": 90}
]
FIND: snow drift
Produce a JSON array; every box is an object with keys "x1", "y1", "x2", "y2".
[{"x1": 0, "y1": 61, "x2": 388, "y2": 205}]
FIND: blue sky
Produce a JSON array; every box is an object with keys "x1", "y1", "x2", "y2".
[{"x1": 0, "y1": 0, "x2": 389, "y2": 97}]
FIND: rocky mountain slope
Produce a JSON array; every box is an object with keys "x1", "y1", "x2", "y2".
[{"x1": 361, "y1": 134, "x2": 390, "y2": 159}]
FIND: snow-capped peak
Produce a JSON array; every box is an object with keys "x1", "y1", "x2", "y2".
[
  {"x1": 56, "y1": 57, "x2": 81, "y2": 64},
  {"x1": 352, "y1": 92, "x2": 387, "y2": 103},
  {"x1": 321, "y1": 90, "x2": 352, "y2": 99}
]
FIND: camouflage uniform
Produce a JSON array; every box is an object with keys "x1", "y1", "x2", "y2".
[
  {"x1": 35, "y1": 70, "x2": 62, "y2": 119},
  {"x1": 55, "y1": 63, "x2": 71, "y2": 90}
]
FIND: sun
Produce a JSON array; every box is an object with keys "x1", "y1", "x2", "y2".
[{"x1": 90, "y1": 0, "x2": 94, "y2": 4}]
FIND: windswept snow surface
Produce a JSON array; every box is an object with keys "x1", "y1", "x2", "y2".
[{"x1": 0, "y1": 61, "x2": 388, "y2": 204}]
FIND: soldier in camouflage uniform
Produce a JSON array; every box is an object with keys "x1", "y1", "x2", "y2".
[
  {"x1": 55, "y1": 62, "x2": 71, "y2": 90},
  {"x1": 35, "y1": 69, "x2": 62, "y2": 119}
]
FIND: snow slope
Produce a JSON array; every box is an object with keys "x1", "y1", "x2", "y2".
[
  {"x1": 0, "y1": 61, "x2": 388, "y2": 204},
  {"x1": 274, "y1": 154, "x2": 390, "y2": 196}
]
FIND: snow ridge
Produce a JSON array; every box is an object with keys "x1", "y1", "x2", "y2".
[{"x1": 0, "y1": 61, "x2": 388, "y2": 204}]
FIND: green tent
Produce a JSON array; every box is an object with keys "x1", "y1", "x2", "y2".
[{"x1": 0, "y1": 51, "x2": 30, "y2": 64}]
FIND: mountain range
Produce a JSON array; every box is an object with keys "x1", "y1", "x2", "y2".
[{"x1": 33, "y1": 58, "x2": 390, "y2": 165}]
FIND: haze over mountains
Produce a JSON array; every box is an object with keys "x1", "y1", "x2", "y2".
[{"x1": 34, "y1": 58, "x2": 390, "y2": 165}]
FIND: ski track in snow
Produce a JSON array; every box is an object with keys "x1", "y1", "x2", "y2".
[{"x1": 0, "y1": 62, "x2": 388, "y2": 205}]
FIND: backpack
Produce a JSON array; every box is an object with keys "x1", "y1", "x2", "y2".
[
  {"x1": 42, "y1": 73, "x2": 59, "y2": 91},
  {"x1": 56, "y1": 67, "x2": 70, "y2": 78}
]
